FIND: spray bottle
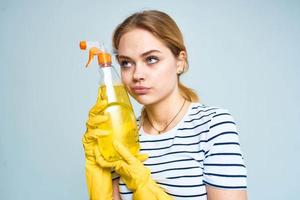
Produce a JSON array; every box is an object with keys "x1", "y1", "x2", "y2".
[{"x1": 80, "y1": 41, "x2": 140, "y2": 161}]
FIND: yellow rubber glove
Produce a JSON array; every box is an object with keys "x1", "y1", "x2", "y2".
[
  {"x1": 95, "y1": 141, "x2": 173, "y2": 200},
  {"x1": 82, "y1": 96, "x2": 113, "y2": 200}
]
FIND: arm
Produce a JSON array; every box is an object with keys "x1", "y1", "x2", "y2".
[
  {"x1": 204, "y1": 108, "x2": 247, "y2": 200},
  {"x1": 113, "y1": 178, "x2": 122, "y2": 200},
  {"x1": 206, "y1": 185, "x2": 247, "y2": 200}
]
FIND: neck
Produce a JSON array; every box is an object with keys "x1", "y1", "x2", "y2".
[{"x1": 143, "y1": 89, "x2": 188, "y2": 133}]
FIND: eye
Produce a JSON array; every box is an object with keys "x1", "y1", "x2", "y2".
[
  {"x1": 119, "y1": 60, "x2": 133, "y2": 68},
  {"x1": 146, "y1": 56, "x2": 159, "y2": 64}
]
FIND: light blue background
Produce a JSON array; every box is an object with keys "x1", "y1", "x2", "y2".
[{"x1": 1, "y1": 0, "x2": 299, "y2": 199}]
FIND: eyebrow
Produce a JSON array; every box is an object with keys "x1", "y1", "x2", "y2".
[{"x1": 117, "y1": 50, "x2": 161, "y2": 60}]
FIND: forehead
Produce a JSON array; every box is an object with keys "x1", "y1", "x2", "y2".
[{"x1": 117, "y1": 29, "x2": 168, "y2": 56}]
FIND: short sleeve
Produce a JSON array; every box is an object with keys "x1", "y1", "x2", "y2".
[{"x1": 203, "y1": 108, "x2": 247, "y2": 189}]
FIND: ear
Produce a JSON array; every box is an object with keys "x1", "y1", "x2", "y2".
[{"x1": 176, "y1": 51, "x2": 187, "y2": 75}]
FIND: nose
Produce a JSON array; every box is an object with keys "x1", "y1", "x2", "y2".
[
  {"x1": 133, "y1": 64, "x2": 145, "y2": 82},
  {"x1": 133, "y1": 73, "x2": 145, "y2": 82}
]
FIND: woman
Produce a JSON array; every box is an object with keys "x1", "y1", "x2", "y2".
[{"x1": 83, "y1": 10, "x2": 247, "y2": 200}]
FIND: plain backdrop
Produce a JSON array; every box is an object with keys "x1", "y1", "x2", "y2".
[{"x1": 0, "y1": 0, "x2": 299, "y2": 199}]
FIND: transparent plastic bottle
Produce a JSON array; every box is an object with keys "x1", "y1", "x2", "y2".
[{"x1": 80, "y1": 41, "x2": 140, "y2": 161}]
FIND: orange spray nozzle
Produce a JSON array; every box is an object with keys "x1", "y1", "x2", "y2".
[
  {"x1": 79, "y1": 41, "x2": 87, "y2": 50},
  {"x1": 79, "y1": 41, "x2": 112, "y2": 67},
  {"x1": 85, "y1": 47, "x2": 112, "y2": 67}
]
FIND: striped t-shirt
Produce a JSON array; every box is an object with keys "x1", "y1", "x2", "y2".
[{"x1": 116, "y1": 102, "x2": 247, "y2": 199}]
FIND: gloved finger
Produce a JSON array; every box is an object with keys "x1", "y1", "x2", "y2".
[
  {"x1": 86, "y1": 114, "x2": 109, "y2": 127},
  {"x1": 113, "y1": 141, "x2": 137, "y2": 164},
  {"x1": 89, "y1": 99, "x2": 108, "y2": 116},
  {"x1": 85, "y1": 129, "x2": 110, "y2": 139},
  {"x1": 96, "y1": 89, "x2": 106, "y2": 104},
  {"x1": 136, "y1": 153, "x2": 148, "y2": 162},
  {"x1": 83, "y1": 148, "x2": 94, "y2": 158},
  {"x1": 115, "y1": 161, "x2": 131, "y2": 177},
  {"x1": 94, "y1": 147, "x2": 119, "y2": 168}
]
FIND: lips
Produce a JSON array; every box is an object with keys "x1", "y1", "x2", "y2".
[{"x1": 131, "y1": 86, "x2": 150, "y2": 95}]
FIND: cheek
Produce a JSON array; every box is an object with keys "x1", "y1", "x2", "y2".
[
  {"x1": 156, "y1": 62, "x2": 177, "y2": 83},
  {"x1": 121, "y1": 70, "x2": 131, "y2": 85},
  {"x1": 152, "y1": 64, "x2": 178, "y2": 93}
]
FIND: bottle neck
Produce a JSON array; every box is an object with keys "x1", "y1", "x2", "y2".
[
  {"x1": 98, "y1": 65, "x2": 122, "y2": 86},
  {"x1": 102, "y1": 67, "x2": 113, "y2": 86}
]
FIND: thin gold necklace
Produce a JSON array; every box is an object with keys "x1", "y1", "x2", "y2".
[{"x1": 145, "y1": 99, "x2": 186, "y2": 134}]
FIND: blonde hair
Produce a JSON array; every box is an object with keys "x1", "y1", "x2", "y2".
[{"x1": 112, "y1": 10, "x2": 199, "y2": 102}]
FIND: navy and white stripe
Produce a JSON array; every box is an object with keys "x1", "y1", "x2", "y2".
[{"x1": 117, "y1": 103, "x2": 247, "y2": 199}]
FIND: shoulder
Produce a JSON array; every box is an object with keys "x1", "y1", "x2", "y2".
[
  {"x1": 186, "y1": 102, "x2": 235, "y2": 125},
  {"x1": 189, "y1": 102, "x2": 232, "y2": 117},
  {"x1": 186, "y1": 102, "x2": 238, "y2": 138}
]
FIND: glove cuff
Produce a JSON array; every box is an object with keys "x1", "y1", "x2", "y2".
[{"x1": 85, "y1": 164, "x2": 113, "y2": 200}]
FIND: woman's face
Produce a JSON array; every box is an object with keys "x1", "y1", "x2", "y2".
[{"x1": 117, "y1": 28, "x2": 183, "y2": 105}]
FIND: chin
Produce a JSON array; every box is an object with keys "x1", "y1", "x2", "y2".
[{"x1": 131, "y1": 95, "x2": 157, "y2": 106}]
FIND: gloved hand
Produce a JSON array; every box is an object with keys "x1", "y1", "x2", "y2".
[
  {"x1": 82, "y1": 95, "x2": 112, "y2": 200},
  {"x1": 95, "y1": 141, "x2": 173, "y2": 200}
]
